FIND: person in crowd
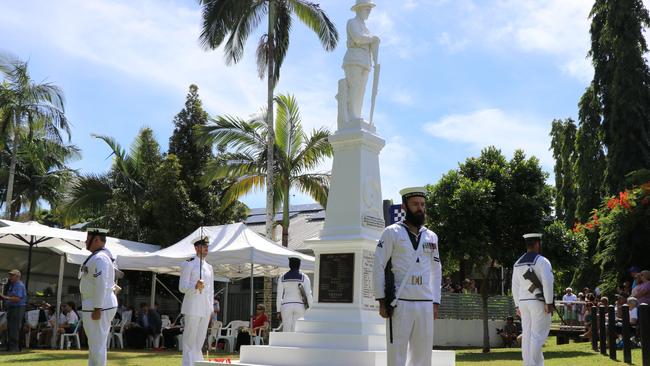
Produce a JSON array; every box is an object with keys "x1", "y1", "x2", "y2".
[
  {"x1": 137, "y1": 303, "x2": 162, "y2": 338},
  {"x1": 562, "y1": 287, "x2": 578, "y2": 325},
  {"x1": 499, "y1": 316, "x2": 521, "y2": 348},
  {"x1": 0, "y1": 269, "x2": 27, "y2": 352},
  {"x1": 631, "y1": 270, "x2": 650, "y2": 305},
  {"x1": 212, "y1": 297, "x2": 220, "y2": 322},
  {"x1": 41, "y1": 302, "x2": 79, "y2": 346},
  {"x1": 627, "y1": 297, "x2": 639, "y2": 326},
  {"x1": 441, "y1": 277, "x2": 453, "y2": 292},
  {"x1": 235, "y1": 304, "x2": 269, "y2": 352},
  {"x1": 162, "y1": 314, "x2": 184, "y2": 350},
  {"x1": 629, "y1": 266, "x2": 641, "y2": 289},
  {"x1": 614, "y1": 294, "x2": 628, "y2": 321},
  {"x1": 576, "y1": 292, "x2": 586, "y2": 325}
]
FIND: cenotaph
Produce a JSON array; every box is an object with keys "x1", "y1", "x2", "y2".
[{"x1": 200, "y1": 1, "x2": 455, "y2": 365}]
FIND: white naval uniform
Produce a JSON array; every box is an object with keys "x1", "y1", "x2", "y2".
[
  {"x1": 511, "y1": 252, "x2": 554, "y2": 366},
  {"x1": 179, "y1": 256, "x2": 214, "y2": 366},
  {"x1": 373, "y1": 222, "x2": 442, "y2": 366},
  {"x1": 79, "y1": 248, "x2": 118, "y2": 366},
  {"x1": 276, "y1": 271, "x2": 313, "y2": 332}
]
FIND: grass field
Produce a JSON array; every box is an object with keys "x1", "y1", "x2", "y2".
[{"x1": 0, "y1": 338, "x2": 643, "y2": 365}]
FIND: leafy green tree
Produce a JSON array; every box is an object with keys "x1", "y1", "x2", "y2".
[
  {"x1": 0, "y1": 121, "x2": 79, "y2": 219},
  {"x1": 198, "y1": 0, "x2": 339, "y2": 239},
  {"x1": 574, "y1": 84, "x2": 606, "y2": 222},
  {"x1": 143, "y1": 154, "x2": 204, "y2": 246},
  {"x1": 200, "y1": 94, "x2": 332, "y2": 246},
  {"x1": 427, "y1": 147, "x2": 552, "y2": 352},
  {"x1": 0, "y1": 53, "x2": 70, "y2": 217},
  {"x1": 550, "y1": 119, "x2": 578, "y2": 227},
  {"x1": 589, "y1": 0, "x2": 650, "y2": 193},
  {"x1": 62, "y1": 128, "x2": 162, "y2": 240},
  {"x1": 168, "y1": 84, "x2": 246, "y2": 229}
]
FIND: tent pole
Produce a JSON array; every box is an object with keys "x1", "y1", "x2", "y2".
[
  {"x1": 150, "y1": 273, "x2": 157, "y2": 308},
  {"x1": 250, "y1": 263, "x2": 254, "y2": 346},
  {"x1": 223, "y1": 281, "x2": 229, "y2": 325},
  {"x1": 52, "y1": 254, "x2": 64, "y2": 349},
  {"x1": 26, "y1": 237, "x2": 34, "y2": 292}
]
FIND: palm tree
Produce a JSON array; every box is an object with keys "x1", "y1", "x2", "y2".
[
  {"x1": 0, "y1": 121, "x2": 80, "y2": 220},
  {"x1": 198, "y1": 0, "x2": 338, "y2": 239},
  {"x1": 0, "y1": 53, "x2": 70, "y2": 218},
  {"x1": 200, "y1": 94, "x2": 332, "y2": 246},
  {"x1": 60, "y1": 129, "x2": 161, "y2": 231}
]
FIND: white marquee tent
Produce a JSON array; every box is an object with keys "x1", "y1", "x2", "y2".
[
  {"x1": 116, "y1": 223, "x2": 315, "y2": 320},
  {"x1": 116, "y1": 223, "x2": 314, "y2": 278}
]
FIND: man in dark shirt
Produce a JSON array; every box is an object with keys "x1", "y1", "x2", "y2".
[
  {"x1": 137, "y1": 303, "x2": 162, "y2": 337},
  {"x1": 1, "y1": 269, "x2": 27, "y2": 352}
]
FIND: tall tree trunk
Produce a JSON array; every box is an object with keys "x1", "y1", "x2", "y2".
[
  {"x1": 481, "y1": 260, "x2": 495, "y2": 353},
  {"x1": 282, "y1": 186, "x2": 290, "y2": 247},
  {"x1": 28, "y1": 196, "x2": 38, "y2": 220},
  {"x1": 265, "y1": 2, "x2": 276, "y2": 241},
  {"x1": 4, "y1": 113, "x2": 19, "y2": 218}
]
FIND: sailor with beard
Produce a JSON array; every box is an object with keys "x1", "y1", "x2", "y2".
[{"x1": 373, "y1": 187, "x2": 442, "y2": 366}]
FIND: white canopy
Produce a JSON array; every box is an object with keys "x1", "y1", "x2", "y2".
[
  {"x1": 116, "y1": 223, "x2": 315, "y2": 279},
  {"x1": 0, "y1": 220, "x2": 160, "y2": 265}
]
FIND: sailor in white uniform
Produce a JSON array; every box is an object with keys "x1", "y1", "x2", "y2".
[
  {"x1": 80, "y1": 228, "x2": 118, "y2": 366},
  {"x1": 511, "y1": 233, "x2": 554, "y2": 366},
  {"x1": 276, "y1": 257, "x2": 313, "y2": 332},
  {"x1": 373, "y1": 187, "x2": 442, "y2": 366},
  {"x1": 179, "y1": 237, "x2": 214, "y2": 366}
]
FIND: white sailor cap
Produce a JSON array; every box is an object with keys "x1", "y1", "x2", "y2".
[
  {"x1": 399, "y1": 187, "x2": 427, "y2": 200},
  {"x1": 522, "y1": 233, "x2": 543, "y2": 239}
]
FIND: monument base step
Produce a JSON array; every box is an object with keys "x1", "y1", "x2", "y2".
[{"x1": 196, "y1": 347, "x2": 455, "y2": 366}]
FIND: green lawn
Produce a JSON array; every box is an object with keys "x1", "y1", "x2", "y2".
[{"x1": 0, "y1": 338, "x2": 643, "y2": 365}]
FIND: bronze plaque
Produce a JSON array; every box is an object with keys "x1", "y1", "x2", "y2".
[{"x1": 318, "y1": 253, "x2": 355, "y2": 303}]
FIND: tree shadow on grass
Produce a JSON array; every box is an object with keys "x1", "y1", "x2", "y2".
[{"x1": 457, "y1": 350, "x2": 595, "y2": 362}]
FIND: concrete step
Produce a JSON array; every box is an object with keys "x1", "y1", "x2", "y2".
[{"x1": 268, "y1": 331, "x2": 385, "y2": 351}]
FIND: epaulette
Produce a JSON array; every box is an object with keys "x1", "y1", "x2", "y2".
[{"x1": 187, "y1": 257, "x2": 195, "y2": 262}]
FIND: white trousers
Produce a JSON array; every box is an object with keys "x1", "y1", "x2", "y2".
[
  {"x1": 520, "y1": 301, "x2": 551, "y2": 366},
  {"x1": 280, "y1": 303, "x2": 305, "y2": 332},
  {"x1": 386, "y1": 301, "x2": 434, "y2": 366},
  {"x1": 182, "y1": 315, "x2": 210, "y2": 366},
  {"x1": 82, "y1": 308, "x2": 116, "y2": 366}
]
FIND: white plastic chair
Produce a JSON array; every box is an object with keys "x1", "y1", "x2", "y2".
[
  {"x1": 207, "y1": 320, "x2": 223, "y2": 351},
  {"x1": 272, "y1": 323, "x2": 283, "y2": 332},
  {"x1": 109, "y1": 310, "x2": 132, "y2": 349},
  {"x1": 59, "y1": 320, "x2": 81, "y2": 349},
  {"x1": 252, "y1": 323, "x2": 269, "y2": 345},
  {"x1": 215, "y1": 320, "x2": 248, "y2": 353},
  {"x1": 24, "y1": 310, "x2": 40, "y2": 348}
]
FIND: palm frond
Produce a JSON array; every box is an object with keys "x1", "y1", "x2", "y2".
[
  {"x1": 222, "y1": 174, "x2": 266, "y2": 205},
  {"x1": 199, "y1": 115, "x2": 267, "y2": 153},
  {"x1": 291, "y1": 127, "x2": 332, "y2": 173},
  {"x1": 60, "y1": 174, "x2": 112, "y2": 222},
  {"x1": 293, "y1": 173, "x2": 330, "y2": 207},
  {"x1": 287, "y1": 0, "x2": 339, "y2": 51},
  {"x1": 223, "y1": 1, "x2": 268, "y2": 65}
]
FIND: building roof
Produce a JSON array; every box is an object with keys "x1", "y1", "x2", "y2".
[{"x1": 245, "y1": 204, "x2": 325, "y2": 254}]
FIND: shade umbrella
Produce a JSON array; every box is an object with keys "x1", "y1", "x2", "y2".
[{"x1": 0, "y1": 221, "x2": 87, "y2": 291}]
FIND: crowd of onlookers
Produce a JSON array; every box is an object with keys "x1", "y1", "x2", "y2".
[
  {"x1": 441, "y1": 277, "x2": 478, "y2": 294},
  {"x1": 557, "y1": 266, "x2": 650, "y2": 347}
]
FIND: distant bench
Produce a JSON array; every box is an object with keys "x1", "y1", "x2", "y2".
[{"x1": 550, "y1": 325, "x2": 587, "y2": 345}]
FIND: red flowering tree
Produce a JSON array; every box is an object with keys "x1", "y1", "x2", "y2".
[{"x1": 572, "y1": 178, "x2": 650, "y2": 293}]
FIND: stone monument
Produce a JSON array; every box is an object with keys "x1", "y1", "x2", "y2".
[{"x1": 200, "y1": 1, "x2": 455, "y2": 365}]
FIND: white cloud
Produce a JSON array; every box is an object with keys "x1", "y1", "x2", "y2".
[
  {"x1": 423, "y1": 108, "x2": 553, "y2": 168},
  {"x1": 451, "y1": 0, "x2": 594, "y2": 82},
  {"x1": 437, "y1": 32, "x2": 470, "y2": 54}
]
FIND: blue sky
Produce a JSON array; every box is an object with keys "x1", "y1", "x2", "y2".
[{"x1": 0, "y1": 0, "x2": 613, "y2": 208}]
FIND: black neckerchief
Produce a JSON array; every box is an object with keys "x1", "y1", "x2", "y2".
[
  {"x1": 82, "y1": 248, "x2": 113, "y2": 268},
  {"x1": 402, "y1": 222, "x2": 422, "y2": 250}
]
